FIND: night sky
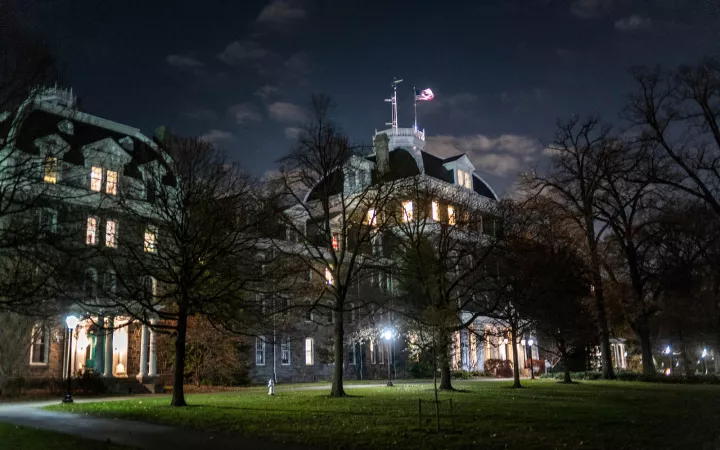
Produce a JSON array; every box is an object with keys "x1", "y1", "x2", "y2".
[{"x1": 24, "y1": 0, "x2": 720, "y2": 194}]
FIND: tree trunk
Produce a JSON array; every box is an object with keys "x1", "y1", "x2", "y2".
[
  {"x1": 510, "y1": 322, "x2": 522, "y2": 388},
  {"x1": 330, "y1": 306, "x2": 345, "y2": 397},
  {"x1": 438, "y1": 331, "x2": 453, "y2": 390},
  {"x1": 171, "y1": 309, "x2": 188, "y2": 407},
  {"x1": 560, "y1": 341, "x2": 572, "y2": 383},
  {"x1": 586, "y1": 217, "x2": 615, "y2": 380},
  {"x1": 635, "y1": 319, "x2": 656, "y2": 375}
]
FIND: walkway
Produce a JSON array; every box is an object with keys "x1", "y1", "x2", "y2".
[{"x1": 0, "y1": 379, "x2": 514, "y2": 449}]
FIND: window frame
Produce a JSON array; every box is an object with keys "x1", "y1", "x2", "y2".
[
  {"x1": 43, "y1": 155, "x2": 58, "y2": 184},
  {"x1": 255, "y1": 336, "x2": 266, "y2": 366},
  {"x1": 144, "y1": 226, "x2": 157, "y2": 253},
  {"x1": 29, "y1": 326, "x2": 49, "y2": 365},
  {"x1": 105, "y1": 169, "x2": 118, "y2": 195},
  {"x1": 401, "y1": 200, "x2": 413, "y2": 222},
  {"x1": 90, "y1": 166, "x2": 103, "y2": 192},
  {"x1": 305, "y1": 337, "x2": 314, "y2": 365},
  {"x1": 431, "y1": 201, "x2": 440, "y2": 221},
  {"x1": 281, "y1": 337, "x2": 291, "y2": 366},
  {"x1": 86, "y1": 216, "x2": 98, "y2": 245},
  {"x1": 105, "y1": 219, "x2": 118, "y2": 248}
]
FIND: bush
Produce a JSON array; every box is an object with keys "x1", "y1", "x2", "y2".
[
  {"x1": 408, "y1": 360, "x2": 434, "y2": 379},
  {"x1": 451, "y1": 370, "x2": 472, "y2": 379},
  {"x1": 485, "y1": 359, "x2": 514, "y2": 378},
  {"x1": 74, "y1": 370, "x2": 107, "y2": 395}
]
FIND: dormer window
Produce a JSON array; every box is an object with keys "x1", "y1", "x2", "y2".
[
  {"x1": 401, "y1": 201, "x2": 413, "y2": 222},
  {"x1": 43, "y1": 156, "x2": 58, "y2": 184},
  {"x1": 106, "y1": 170, "x2": 118, "y2": 195},
  {"x1": 90, "y1": 167, "x2": 103, "y2": 191},
  {"x1": 457, "y1": 169, "x2": 472, "y2": 189}
]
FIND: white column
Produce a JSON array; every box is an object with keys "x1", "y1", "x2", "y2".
[
  {"x1": 148, "y1": 318, "x2": 157, "y2": 377},
  {"x1": 137, "y1": 324, "x2": 149, "y2": 380},
  {"x1": 104, "y1": 316, "x2": 114, "y2": 377},
  {"x1": 620, "y1": 344, "x2": 627, "y2": 369}
]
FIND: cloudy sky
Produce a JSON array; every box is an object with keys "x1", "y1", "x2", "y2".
[{"x1": 28, "y1": 0, "x2": 720, "y2": 194}]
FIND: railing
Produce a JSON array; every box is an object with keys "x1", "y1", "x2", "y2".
[{"x1": 375, "y1": 127, "x2": 425, "y2": 141}]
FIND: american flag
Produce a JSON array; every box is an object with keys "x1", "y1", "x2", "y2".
[{"x1": 415, "y1": 88, "x2": 434, "y2": 101}]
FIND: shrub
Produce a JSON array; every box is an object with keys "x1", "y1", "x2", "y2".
[
  {"x1": 451, "y1": 370, "x2": 472, "y2": 379},
  {"x1": 485, "y1": 359, "x2": 514, "y2": 378},
  {"x1": 74, "y1": 370, "x2": 107, "y2": 395}
]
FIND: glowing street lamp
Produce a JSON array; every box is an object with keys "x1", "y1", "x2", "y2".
[
  {"x1": 528, "y1": 338, "x2": 535, "y2": 380},
  {"x1": 63, "y1": 315, "x2": 79, "y2": 404},
  {"x1": 382, "y1": 328, "x2": 394, "y2": 387}
]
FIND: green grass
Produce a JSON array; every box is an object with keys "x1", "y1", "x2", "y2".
[
  {"x1": 46, "y1": 380, "x2": 720, "y2": 449},
  {"x1": 0, "y1": 422, "x2": 129, "y2": 450}
]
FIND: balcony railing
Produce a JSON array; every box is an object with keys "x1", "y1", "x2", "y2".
[{"x1": 376, "y1": 127, "x2": 425, "y2": 142}]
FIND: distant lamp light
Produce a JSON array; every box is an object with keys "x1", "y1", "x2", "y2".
[
  {"x1": 664, "y1": 346, "x2": 671, "y2": 355},
  {"x1": 382, "y1": 330, "x2": 393, "y2": 340},
  {"x1": 503, "y1": 338, "x2": 509, "y2": 345},
  {"x1": 65, "y1": 315, "x2": 79, "y2": 330},
  {"x1": 702, "y1": 348, "x2": 708, "y2": 358},
  {"x1": 528, "y1": 339, "x2": 534, "y2": 346}
]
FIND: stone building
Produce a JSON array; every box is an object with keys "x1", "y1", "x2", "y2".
[{"x1": 0, "y1": 87, "x2": 167, "y2": 393}]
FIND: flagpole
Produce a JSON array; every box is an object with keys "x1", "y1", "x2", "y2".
[{"x1": 413, "y1": 87, "x2": 418, "y2": 130}]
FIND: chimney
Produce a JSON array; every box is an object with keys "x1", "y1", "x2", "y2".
[{"x1": 374, "y1": 133, "x2": 390, "y2": 178}]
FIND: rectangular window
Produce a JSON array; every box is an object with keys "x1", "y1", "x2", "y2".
[
  {"x1": 105, "y1": 271, "x2": 117, "y2": 294},
  {"x1": 144, "y1": 227, "x2": 157, "y2": 253},
  {"x1": 281, "y1": 337, "x2": 291, "y2": 365},
  {"x1": 457, "y1": 170, "x2": 472, "y2": 188},
  {"x1": 255, "y1": 337, "x2": 265, "y2": 365},
  {"x1": 29, "y1": 326, "x2": 48, "y2": 364},
  {"x1": 370, "y1": 340, "x2": 376, "y2": 364},
  {"x1": 106, "y1": 170, "x2": 118, "y2": 195},
  {"x1": 90, "y1": 166, "x2": 103, "y2": 192},
  {"x1": 43, "y1": 156, "x2": 57, "y2": 184},
  {"x1": 448, "y1": 205, "x2": 456, "y2": 225},
  {"x1": 305, "y1": 337, "x2": 314, "y2": 365},
  {"x1": 367, "y1": 208, "x2": 377, "y2": 226},
  {"x1": 378, "y1": 339, "x2": 385, "y2": 365},
  {"x1": 401, "y1": 200, "x2": 413, "y2": 222},
  {"x1": 349, "y1": 343, "x2": 357, "y2": 365},
  {"x1": 325, "y1": 267, "x2": 333, "y2": 286},
  {"x1": 86, "y1": 216, "x2": 98, "y2": 245},
  {"x1": 331, "y1": 232, "x2": 339, "y2": 250},
  {"x1": 39, "y1": 208, "x2": 57, "y2": 234},
  {"x1": 431, "y1": 201, "x2": 440, "y2": 221},
  {"x1": 105, "y1": 219, "x2": 117, "y2": 248}
]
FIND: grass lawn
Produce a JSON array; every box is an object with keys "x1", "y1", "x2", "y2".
[
  {"x1": 46, "y1": 380, "x2": 720, "y2": 449},
  {"x1": 0, "y1": 422, "x2": 129, "y2": 450}
]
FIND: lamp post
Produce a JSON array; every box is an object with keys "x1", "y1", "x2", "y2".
[
  {"x1": 382, "y1": 329, "x2": 393, "y2": 387},
  {"x1": 63, "y1": 315, "x2": 79, "y2": 404},
  {"x1": 528, "y1": 339, "x2": 535, "y2": 380}
]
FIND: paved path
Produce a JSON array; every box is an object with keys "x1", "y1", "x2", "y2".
[{"x1": 0, "y1": 379, "x2": 516, "y2": 449}]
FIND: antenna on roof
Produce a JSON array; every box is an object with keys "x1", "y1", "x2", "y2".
[{"x1": 384, "y1": 78, "x2": 403, "y2": 131}]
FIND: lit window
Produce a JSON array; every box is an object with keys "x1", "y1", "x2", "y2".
[
  {"x1": 106, "y1": 170, "x2": 118, "y2": 195},
  {"x1": 86, "y1": 216, "x2": 98, "y2": 245},
  {"x1": 331, "y1": 232, "x2": 339, "y2": 250},
  {"x1": 255, "y1": 337, "x2": 265, "y2": 365},
  {"x1": 401, "y1": 200, "x2": 413, "y2": 222},
  {"x1": 370, "y1": 339, "x2": 376, "y2": 364},
  {"x1": 431, "y1": 201, "x2": 440, "y2": 221},
  {"x1": 144, "y1": 227, "x2": 157, "y2": 253},
  {"x1": 325, "y1": 267, "x2": 333, "y2": 286},
  {"x1": 305, "y1": 337, "x2": 314, "y2": 365},
  {"x1": 281, "y1": 337, "x2": 291, "y2": 365},
  {"x1": 367, "y1": 208, "x2": 377, "y2": 226},
  {"x1": 43, "y1": 156, "x2": 57, "y2": 184},
  {"x1": 90, "y1": 166, "x2": 103, "y2": 192},
  {"x1": 105, "y1": 219, "x2": 117, "y2": 248},
  {"x1": 378, "y1": 338, "x2": 385, "y2": 365},
  {"x1": 29, "y1": 326, "x2": 48, "y2": 365},
  {"x1": 448, "y1": 205, "x2": 456, "y2": 225},
  {"x1": 464, "y1": 171, "x2": 472, "y2": 188},
  {"x1": 458, "y1": 169, "x2": 472, "y2": 188}
]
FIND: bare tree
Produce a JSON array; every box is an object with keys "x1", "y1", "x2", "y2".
[
  {"x1": 526, "y1": 117, "x2": 616, "y2": 379},
  {"x1": 271, "y1": 94, "x2": 399, "y2": 397},
  {"x1": 390, "y1": 177, "x2": 501, "y2": 390},
  {"x1": 81, "y1": 135, "x2": 263, "y2": 407}
]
